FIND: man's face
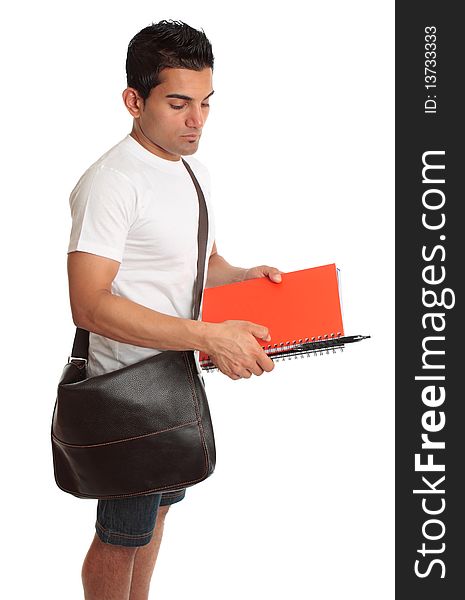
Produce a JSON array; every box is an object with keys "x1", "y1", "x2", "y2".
[{"x1": 133, "y1": 67, "x2": 213, "y2": 161}]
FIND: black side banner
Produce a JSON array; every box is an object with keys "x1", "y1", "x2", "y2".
[{"x1": 396, "y1": 2, "x2": 463, "y2": 597}]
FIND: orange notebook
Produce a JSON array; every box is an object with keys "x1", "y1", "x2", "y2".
[{"x1": 199, "y1": 263, "x2": 344, "y2": 364}]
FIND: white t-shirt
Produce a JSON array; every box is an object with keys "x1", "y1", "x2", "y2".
[{"x1": 67, "y1": 134, "x2": 215, "y2": 377}]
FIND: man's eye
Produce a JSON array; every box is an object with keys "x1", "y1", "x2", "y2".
[{"x1": 169, "y1": 103, "x2": 210, "y2": 110}]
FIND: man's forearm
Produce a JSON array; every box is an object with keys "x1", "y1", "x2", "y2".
[
  {"x1": 75, "y1": 291, "x2": 210, "y2": 352},
  {"x1": 73, "y1": 253, "x2": 249, "y2": 352},
  {"x1": 205, "y1": 253, "x2": 247, "y2": 288}
]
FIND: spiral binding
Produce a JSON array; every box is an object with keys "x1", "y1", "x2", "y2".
[{"x1": 200, "y1": 332, "x2": 371, "y2": 373}]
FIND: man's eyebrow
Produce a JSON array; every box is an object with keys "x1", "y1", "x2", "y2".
[{"x1": 165, "y1": 90, "x2": 215, "y2": 101}]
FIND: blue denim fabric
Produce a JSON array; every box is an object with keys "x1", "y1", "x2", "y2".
[{"x1": 95, "y1": 488, "x2": 186, "y2": 547}]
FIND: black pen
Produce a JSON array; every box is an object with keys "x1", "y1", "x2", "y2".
[
  {"x1": 339, "y1": 334, "x2": 371, "y2": 344},
  {"x1": 200, "y1": 334, "x2": 371, "y2": 370}
]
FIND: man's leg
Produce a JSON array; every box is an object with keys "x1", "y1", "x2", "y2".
[
  {"x1": 82, "y1": 504, "x2": 170, "y2": 600},
  {"x1": 128, "y1": 504, "x2": 170, "y2": 600},
  {"x1": 82, "y1": 535, "x2": 138, "y2": 600}
]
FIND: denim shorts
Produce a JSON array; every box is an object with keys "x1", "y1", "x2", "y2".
[{"x1": 95, "y1": 488, "x2": 186, "y2": 547}]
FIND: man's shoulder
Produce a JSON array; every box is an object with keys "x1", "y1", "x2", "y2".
[
  {"x1": 72, "y1": 135, "x2": 144, "y2": 191},
  {"x1": 90, "y1": 135, "x2": 141, "y2": 177}
]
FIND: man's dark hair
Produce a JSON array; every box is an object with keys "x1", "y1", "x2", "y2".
[{"x1": 126, "y1": 20, "x2": 214, "y2": 100}]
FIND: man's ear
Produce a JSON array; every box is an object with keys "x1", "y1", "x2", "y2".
[{"x1": 122, "y1": 87, "x2": 144, "y2": 118}]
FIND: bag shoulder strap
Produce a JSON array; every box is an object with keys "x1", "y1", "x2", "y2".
[
  {"x1": 70, "y1": 158, "x2": 209, "y2": 360},
  {"x1": 181, "y1": 158, "x2": 209, "y2": 321}
]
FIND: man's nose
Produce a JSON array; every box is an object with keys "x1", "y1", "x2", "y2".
[{"x1": 185, "y1": 105, "x2": 204, "y2": 129}]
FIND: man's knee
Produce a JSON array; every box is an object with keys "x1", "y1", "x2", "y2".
[{"x1": 86, "y1": 533, "x2": 139, "y2": 559}]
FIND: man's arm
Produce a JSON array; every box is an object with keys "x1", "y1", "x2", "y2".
[
  {"x1": 206, "y1": 241, "x2": 282, "y2": 287},
  {"x1": 68, "y1": 251, "x2": 208, "y2": 351},
  {"x1": 68, "y1": 250, "x2": 275, "y2": 380}
]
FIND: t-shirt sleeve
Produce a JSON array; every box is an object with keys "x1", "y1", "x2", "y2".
[{"x1": 67, "y1": 165, "x2": 137, "y2": 263}]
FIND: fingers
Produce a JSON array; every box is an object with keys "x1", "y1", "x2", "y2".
[
  {"x1": 256, "y1": 352, "x2": 275, "y2": 373},
  {"x1": 232, "y1": 353, "x2": 273, "y2": 380},
  {"x1": 241, "y1": 362, "x2": 264, "y2": 378},
  {"x1": 217, "y1": 356, "x2": 270, "y2": 380},
  {"x1": 244, "y1": 265, "x2": 283, "y2": 283},
  {"x1": 209, "y1": 320, "x2": 276, "y2": 380},
  {"x1": 265, "y1": 266, "x2": 282, "y2": 283},
  {"x1": 231, "y1": 368, "x2": 260, "y2": 380},
  {"x1": 221, "y1": 319, "x2": 270, "y2": 342},
  {"x1": 236, "y1": 339, "x2": 274, "y2": 377},
  {"x1": 246, "y1": 321, "x2": 271, "y2": 342}
]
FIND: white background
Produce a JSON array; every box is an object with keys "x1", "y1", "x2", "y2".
[{"x1": 1, "y1": 1, "x2": 394, "y2": 598}]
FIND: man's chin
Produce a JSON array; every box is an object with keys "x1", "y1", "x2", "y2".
[{"x1": 179, "y1": 143, "x2": 199, "y2": 156}]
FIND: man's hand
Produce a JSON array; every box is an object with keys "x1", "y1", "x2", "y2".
[
  {"x1": 202, "y1": 261, "x2": 283, "y2": 379},
  {"x1": 243, "y1": 265, "x2": 282, "y2": 283},
  {"x1": 203, "y1": 320, "x2": 275, "y2": 380}
]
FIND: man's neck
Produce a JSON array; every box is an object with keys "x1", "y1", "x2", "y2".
[{"x1": 130, "y1": 126, "x2": 180, "y2": 162}]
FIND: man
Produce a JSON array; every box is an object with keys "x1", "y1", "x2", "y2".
[{"x1": 67, "y1": 20, "x2": 282, "y2": 600}]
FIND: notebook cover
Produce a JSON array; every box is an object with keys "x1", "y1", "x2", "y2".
[{"x1": 199, "y1": 263, "x2": 344, "y2": 362}]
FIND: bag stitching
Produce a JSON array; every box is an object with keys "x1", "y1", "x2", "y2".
[
  {"x1": 53, "y1": 474, "x2": 206, "y2": 499},
  {"x1": 52, "y1": 418, "x2": 198, "y2": 448}
]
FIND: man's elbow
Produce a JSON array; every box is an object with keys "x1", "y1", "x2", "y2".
[
  {"x1": 69, "y1": 292, "x2": 107, "y2": 331},
  {"x1": 70, "y1": 303, "x2": 91, "y2": 330}
]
